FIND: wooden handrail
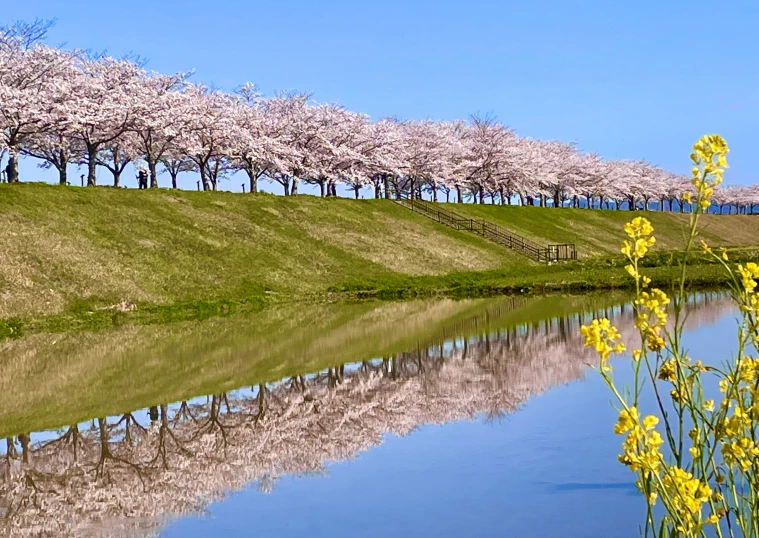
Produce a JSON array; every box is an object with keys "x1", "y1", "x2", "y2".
[{"x1": 393, "y1": 195, "x2": 577, "y2": 263}]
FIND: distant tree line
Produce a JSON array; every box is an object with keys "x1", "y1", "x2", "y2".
[{"x1": 0, "y1": 20, "x2": 756, "y2": 214}]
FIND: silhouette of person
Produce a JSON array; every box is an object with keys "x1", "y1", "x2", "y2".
[{"x1": 137, "y1": 169, "x2": 148, "y2": 189}]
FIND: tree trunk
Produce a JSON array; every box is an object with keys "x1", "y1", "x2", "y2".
[
  {"x1": 149, "y1": 160, "x2": 158, "y2": 189},
  {"x1": 374, "y1": 182, "x2": 381, "y2": 199},
  {"x1": 384, "y1": 176, "x2": 391, "y2": 199},
  {"x1": 58, "y1": 165, "x2": 67, "y2": 186},
  {"x1": 112, "y1": 169, "x2": 121, "y2": 188},
  {"x1": 331, "y1": 183, "x2": 337, "y2": 197},
  {"x1": 86, "y1": 144, "x2": 98, "y2": 186},
  {"x1": 456, "y1": 186, "x2": 462, "y2": 203},
  {"x1": 291, "y1": 178, "x2": 299, "y2": 195},
  {"x1": 319, "y1": 180, "x2": 326, "y2": 197},
  {"x1": 18, "y1": 433, "x2": 30, "y2": 464},
  {"x1": 170, "y1": 172, "x2": 178, "y2": 189},
  {"x1": 479, "y1": 185, "x2": 485, "y2": 204},
  {"x1": 247, "y1": 169, "x2": 258, "y2": 193},
  {"x1": 199, "y1": 163, "x2": 209, "y2": 191}
]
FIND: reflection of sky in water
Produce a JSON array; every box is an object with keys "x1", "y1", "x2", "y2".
[{"x1": 159, "y1": 302, "x2": 738, "y2": 538}]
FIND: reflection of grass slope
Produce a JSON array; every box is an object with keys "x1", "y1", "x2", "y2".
[
  {"x1": 0, "y1": 293, "x2": 626, "y2": 438},
  {"x1": 436, "y1": 203, "x2": 759, "y2": 257}
]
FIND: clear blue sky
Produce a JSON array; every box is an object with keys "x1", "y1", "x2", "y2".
[{"x1": 5, "y1": 0, "x2": 759, "y2": 191}]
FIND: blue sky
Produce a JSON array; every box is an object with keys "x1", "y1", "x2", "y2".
[{"x1": 4, "y1": 0, "x2": 758, "y2": 192}]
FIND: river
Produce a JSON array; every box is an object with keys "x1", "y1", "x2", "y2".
[{"x1": 0, "y1": 292, "x2": 735, "y2": 537}]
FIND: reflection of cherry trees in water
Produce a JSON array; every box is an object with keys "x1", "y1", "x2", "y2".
[{"x1": 0, "y1": 294, "x2": 732, "y2": 538}]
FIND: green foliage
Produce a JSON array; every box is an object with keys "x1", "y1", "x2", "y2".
[{"x1": 0, "y1": 318, "x2": 23, "y2": 339}]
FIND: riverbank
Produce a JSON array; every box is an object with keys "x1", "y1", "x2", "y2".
[
  {"x1": 0, "y1": 183, "x2": 755, "y2": 339},
  {"x1": 0, "y1": 245, "x2": 746, "y2": 341}
]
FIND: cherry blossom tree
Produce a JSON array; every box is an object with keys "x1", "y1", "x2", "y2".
[
  {"x1": 97, "y1": 135, "x2": 138, "y2": 187},
  {"x1": 263, "y1": 91, "x2": 314, "y2": 196},
  {"x1": 132, "y1": 71, "x2": 192, "y2": 188},
  {"x1": 229, "y1": 83, "x2": 293, "y2": 194},
  {"x1": 180, "y1": 84, "x2": 236, "y2": 191},
  {"x1": 160, "y1": 151, "x2": 195, "y2": 189},
  {"x1": 64, "y1": 56, "x2": 143, "y2": 186},
  {"x1": 21, "y1": 130, "x2": 79, "y2": 185},
  {"x1": 0, "y1": 34, "x2": 76, "y2": 182}
]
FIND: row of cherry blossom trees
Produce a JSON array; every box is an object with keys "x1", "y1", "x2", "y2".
[{"x1": 1, "y1": 20, "x2": 758, "y2": 213}]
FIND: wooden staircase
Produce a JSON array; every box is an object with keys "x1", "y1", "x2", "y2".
[{"x1": 394, "y1": 196, "x2": 577, "y2": 264}]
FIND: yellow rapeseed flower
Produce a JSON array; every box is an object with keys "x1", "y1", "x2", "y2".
[
  {"x1": 624, "y1": 217, "x2": 654, "y2": 239},
  {"x1": 643, "y1": 415, "x2": 659, "y2": 431},
  {"x1": 660, "y1": 466, "x2": 712, "y2": 531},
  {"x1": 580, "y1": 318, "x2": 625, "y2": 371},
  {"x1": 614, "y1": 407, "x2": 639, "y2": 435}
]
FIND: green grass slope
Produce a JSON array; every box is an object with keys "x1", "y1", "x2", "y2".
[
  {"x1": 438, "y1": 202, "x2": 759, "y2": 257},
  {"x1": 0, "y1": 183, "x2": 519, "y2": 318},
  {"x1": 0, "y1": 183, "x2": 756, "y2": 320}
]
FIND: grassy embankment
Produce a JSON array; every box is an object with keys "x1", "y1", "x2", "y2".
[{"x1": 0, "y1": 183, "x2": 756, "y2": 337}]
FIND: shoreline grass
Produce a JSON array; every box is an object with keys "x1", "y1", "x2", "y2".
[{"x1": 0, "y1": 259, "x2": 737, "y2": 342}]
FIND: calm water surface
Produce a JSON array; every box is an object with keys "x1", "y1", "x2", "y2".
[{"x1": 0, "y1": 293, "x2": 735, "y2": 537}]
